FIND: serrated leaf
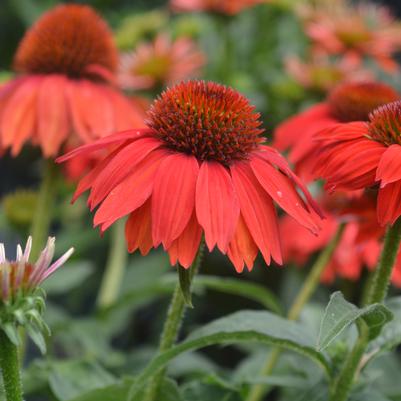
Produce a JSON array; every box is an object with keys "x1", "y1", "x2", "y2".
[
  {"x1": 317, "y1": 292, "x2": 393, "y2": 351},
  {"x1": 128, "y1": 310, "x2": 331, "y2": 399}
]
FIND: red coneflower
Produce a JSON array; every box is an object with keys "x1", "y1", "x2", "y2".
[
  {"x1": 280, "y1": 193, "x2": 401, "y2": 284},
  {"x1": 274, "y1": 81, "x2": 399, "y2": 182},
  {"x1": 170, "y1": 0, "x2": 265, "y2": 15},
  {"x1": 119, "y1": 33, "x2": 205, "y2": 91},
  {"x1": 58, "y1": 80, "x2": 322, "y2": 272},
  {"x1": 0, "y1": 4, "x2": 145, "y2": 158},
  {"x1": 315, "y1": 100, "x2": 401, "y2": 226}
]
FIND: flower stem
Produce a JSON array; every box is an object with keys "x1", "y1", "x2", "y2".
[
  {"x1": 246, "y1": 223, "x2": 345, "y2": 401},
  {"x1": 0, "y1": 330, "x2": 23, "y2": 401},
  {"x1": 30, "y1": 159, "x2": 58, "y2": 261},
  {"x1": 142, "y1": 242, "x2": 205, "y2": 401},
  {"x1": 365, "y1": 217, "x2": 401, "y2": 305},
  {"x1": 96, "y1": 219, "x2": 128, "y2": 309},
  {"x1": 330, "y1": 218, "x2": 401, "y2": 401}
]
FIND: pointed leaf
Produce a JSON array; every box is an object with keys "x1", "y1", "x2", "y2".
[{"x1": 317, "y1": 292, "x2": 393, "y2": 351}]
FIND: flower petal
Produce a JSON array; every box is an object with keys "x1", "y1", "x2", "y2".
[
  {"x1": 88, "y1": 137, "x2": 162, "y2": 209},
  {"x1": 125, "y1": 199, "x2": 153, "y2": 255},
  {"x1": 1, "y1": 77, "x2": 40, "y2": 155},
  {"x1": 376, "y1": 144, "x2": 401, "y2": 188},
  {"x1": 230, "y1": 161, "x2": 282, "y2": 265},
  {"x1": 94, "y1": 148, "x2": 167, "y2": 230},
  {"x1": 251, "y1": 156, "x2": 320, "y2": 234},
  {"x1": 152, "y1": 153, "x2": 199, "y2": 248},
  {"x1": 37, "y1": 75, "x2": 69, "y2": 157},
  {"x1": 227, "y1": 213, "x2": 258, "y2": 273},
  {"x1": 196, "y1": 161, "x2": 239, "y2": 252},
  {"x1": 377, "y1": 181, "x2": 401, "y2": 225},
  {"x1": 168, "y1": 211, "x2": 202, "y2": 268}
]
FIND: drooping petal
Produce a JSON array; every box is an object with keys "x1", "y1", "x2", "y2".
[
  {"x1": 88, "y1": 137, "x2": 162, "y2": 209},
  {"x1": 37, "y1": 75, "x2": 69, "y2": 156},
  {"x1": 94, "y1": 148, "x2": 167, "y2": 230},
  {"x1": 152, "y1": 153, "x2": 199, "y2": 248},
  {"x1": 376, "y1": 144, "x2": 401, "y2": 187},
  {"x1": 1, "y1": 77, "x2": 40, "y2": 155},
  {"x1": 377, "y1": 181, "x2": 401, "y2": 225},
  {"x1": 196, "y1": 161, "x2": 239, "y2": 252},
  {"x1": 227, "y1": 213, "x2": 258, "y2": 273},
  {"x1": 230, "y1": 161, "x2": 282, "y2": 265},
  {"x1": 56, "y1": 127, "x2": 153, "y2": 163},
  {"x1": 125, "y1": 199, "x2": 153, "y2": 255},
  {"x1": 168, "y1": 211, "x2": 202, "y2": 268}
]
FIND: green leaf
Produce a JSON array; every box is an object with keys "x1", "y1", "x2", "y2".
[
  {"x1": 43, "y1": 261, "x2": 94, "y2": 294},
  {"x1": 48, "y1": 360, "x2": 115, "y2": 401},
  {"x1": 128, "y1": 310, "x2": 331, "y2": 399},
  {"x1": 368, "y1": 297, "x2": 401, "y2": 354},
  {"x1": 181, "y1": 380, "x2": 241, "y2": 401},
  {"x1": 317, "y1": 292, "x2": 393, "y2": 351},
  {"x1": 67, "y1": 379, "x2": 132, "y2": 401},
  {"x1": 350, "y1": 387, "x2": 392, "y2": 401}
]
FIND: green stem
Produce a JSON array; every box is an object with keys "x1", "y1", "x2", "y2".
[
  {"x1": 143, "y1": 242, "x2": 205, "y2": 401},
  {"x1": 329, "y1": 320, "x2": 369, "y2": 401},
  {"x1": 30, "y1": 159, "x2": 58, "y2": 261},
  {"x1": 365, "y1": 217, "x2": 401, "y2": 305},
  {"x1": 96, "y1": 219, "x2": 128, "y2": 309},
  {"x1": 246, "y1": 223, "x2": 345, "y2": 401},
  {"x1": 0, "y1": 330, "x2": 23, "y2": 401},
  {"x1": 330, "y1": 218, "x2": 401, "y2": 401}
]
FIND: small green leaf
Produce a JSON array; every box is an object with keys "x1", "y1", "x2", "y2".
[
  {"x1": 128, "y1": 310, "x2": 331, "y2": 399},
  {"x1": 67, "y1": 379, "x2": 132, "y2": 401},
  {"x1": 368, "y1": 297, "x2": 401, "y2": 354},
  {"x1": 317, "y1": 292, "x2": 393, "y2": 351}
]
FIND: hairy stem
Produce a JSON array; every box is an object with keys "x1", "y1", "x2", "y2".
[
  {"x1": 143, "y1": 242, "x2": 205, "y2": 401},
  {"x1": 0, "y1": 330, "x2": 23, "y2": 401}
]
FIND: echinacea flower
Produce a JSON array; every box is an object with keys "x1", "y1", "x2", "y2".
[
  {"x1": 119, "y1": 34, "x2": 205, "y2": 91},
  {"x1": 285, "y1": 55, "x2": 373, "y2": 93},
  {"x1": 0, "y1": 237, "x2": 73, "y2": 351},
  {"x1": 315, "y1": 100, "x2": 401, "y2": 226},
  {"x1": 170, "y1": 0, "x2": 265, "y2": 15},
  {"x1": 0, "y1": 4, "x2": 145, "y2": 158},
  {"x1": 302, "y1": 1, "x2": 401, "y2": 73},
  {"x1": 274, "y1": 81, "x2": 399, "y2": 182},
  {"x1": 58, "y1": 80, "x2": 322, "y2": 272},
  {"x1": 280, "y1": 193, "x2": 401, "y2": 284}
]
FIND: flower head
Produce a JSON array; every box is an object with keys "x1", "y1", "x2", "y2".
[
  {"x1": 0, "y1": 4, "x2": 145, "y2": 158},
  {"x1": 119, "y1": 34, "x2": 205, "y2": 91},
  {"x1": 58, "y1": 80, "x2": 322, "y2": 272},
  {"x1": 274, "y1": 81, "x2": 399, "y2": 182},
  {"x1": 0, "y1": 237, "x2": 73, "y2": 352},
  {"x1": 170, "y1": 0, "x2": 265, "y2": 15},
  {"x1": 315, "y1": 99, "x2": 401, "y2": 225},
  {"x1": 302, "y1": 1, "x2": 401, "y2": 73}
]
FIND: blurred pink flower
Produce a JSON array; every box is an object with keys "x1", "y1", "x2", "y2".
[
  {"x1": 119, "y1": 34, "x2": 205, "y2": 91},
  {"x1": 285, "y1": 55, "x2": 373, "y2": 93},
  {"x1": 301, "y1": 1, "x2": 401, "y2": 73},
  {"x1": 170, "y1": 0, "x2": 265, "y2": 15}
]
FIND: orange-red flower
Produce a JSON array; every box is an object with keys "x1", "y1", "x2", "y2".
[
  {"x1": 302, "y1": 1, "x2": 401, "y2": 73},
  {"x1": 170, "y1": 0, "x2": 265, "y2": 15},
  {"x1": 315, "y1": 100, "x2": 401, "y2": 226},
  {"x1": 58, "y1": 81, "x2": 322, "y2": 272},
  {"x1": 274, "y1": 81, "x2": 399, "y2": 182},
  {"x1": 281, "y1": 193, "x2": 401, "y2": 284},
  {"x1": 0, "y1": 4, "x2": 145, "y2": 158},
  {"x1": 119, "y1": 33, "x2": 205, "y2": 91}
]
